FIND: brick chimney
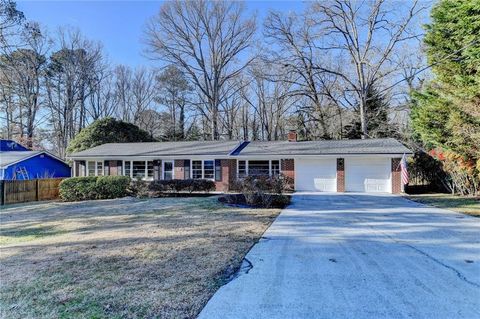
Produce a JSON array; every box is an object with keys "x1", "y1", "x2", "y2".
[{"x1": 287, "y1": 130, "x2": 297, "y2": 142}]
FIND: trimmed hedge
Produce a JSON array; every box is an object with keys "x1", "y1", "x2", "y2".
[
  {"x1": 219, "y1": 194, "x2": 291, "y2": 209},
  {"x1": 149, "y1": 179, "x2": 216, "y2": 193},
  {"x1": 129, "y1": 179, "x2": 216, "y2": 198},
  {"x1": 59, "y1": 176, "x2": 131, "y2": 201}
]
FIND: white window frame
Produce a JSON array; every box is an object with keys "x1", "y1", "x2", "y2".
[
  {"x1": 236, "y1": 159, "x2": 282, "y2": 178},
  {"x1": 190, "y1": 159, "x2": 215, "y2": 180},
  {"x1": 86, "y1": 160, "x2": 104, "y2": 177},
  {"x1": 122, "y1": 160, "x2": 154, "y2": 181},
  {"x1": 97, "y1": 161, "x2": 104, "y2": 176}
]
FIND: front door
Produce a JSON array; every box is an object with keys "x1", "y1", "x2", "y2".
[{"x1": 163, "y1": 161, "x2": 173, "y2": 180}]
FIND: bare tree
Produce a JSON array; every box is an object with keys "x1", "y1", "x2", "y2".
[
  {"x1": 87, "y1": 60, "x2": 116, "y2": 120},
  {"x1": 264, "y1": 11, "x2": 338, "y2": 139},
  {"x1": 155, "y1": 65, "x2": 191, "y2": 140},
  {"x1": 145, "y1": 0, "x2": 256, "y2": 140},
  {"x1": 44, "y1": 27, "x2": 103, "y2": 157},
  {"x1": 131, "y1": 67, "x2": 157, "y2": 125},
  {"x1": 311, "y1": 0, "x2": 425, "y2": 138},
  {"x1": 112, "y1": 64, "x2": 133, "y2": 122},
  {"x1": 0, "y1": 0, "x2": 24, "y2": 52},
  {"x1": 0, "y1": 21, "x2": 49, "y2": 147}
]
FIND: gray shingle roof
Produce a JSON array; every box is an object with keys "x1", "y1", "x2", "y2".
[
  {"x1": 69, "y1": 141, "x2": 242, "y2": 157},
  {"x1": 0, "y1": 151, "x2": 43, "y2": 168},
  {"x1": 238, "y1": 138, "x2": 412, "y2": 156},
  {"x1": 68, "y1": 138, "x2": 411, "y2": 158}
]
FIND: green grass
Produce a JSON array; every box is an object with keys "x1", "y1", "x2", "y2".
[
  {"x1": 0, "y1": 225, "x2": 68, "y2": 245},
  {"x1": 407, "y1": 194, "x2": 480, "y2": 217}
]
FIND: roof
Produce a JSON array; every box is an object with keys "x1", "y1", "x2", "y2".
[
  {"x1": 1, "y1": 151, "x2": 42, "y2": 168},
  {"x1": 69, "y1": 141, "x2": 242, "y2": 158},
  {"x1": 0, "y1": 151, "x2": 68, "y2": 168},
  {"x1": 0, "y1": 139, "x2": 29, "y2": 152},
  {"x1": 68, "y1": 138, "x2": 412, "y2": 158},
  {"x1": 239, "y1": 138, "x2": 412, "y2": 156}
]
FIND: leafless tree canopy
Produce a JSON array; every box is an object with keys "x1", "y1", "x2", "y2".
[
  {"x1": 0, "y1": 0, "x2": 428, "y2": 156},
  {"x1": 145, "y1": 0, "x2": 256, "y2": 140}
]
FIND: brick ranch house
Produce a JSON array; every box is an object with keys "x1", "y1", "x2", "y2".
[{"x1": 68, "y1": 134, "x2": 412, "y2": 194}]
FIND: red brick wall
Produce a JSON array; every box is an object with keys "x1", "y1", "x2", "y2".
[
  {"x1": 392, "y1": 158, "x2": 402, "y2": 194},
  {"x1": 281, "y1": 159, "x2": 295, "y2": 191},
  {"x1": 174, "y1": 160, "x2": 185, "y2": 179},
  {"x1": 109, "y1": 160, "x2": 119, "y2": 176},
  {"x1": 337, "y1": 158, "x2": 345, "y2": 192},
  {"x1": 215, "y1": 159, "x2": 237, "y2": 192}
]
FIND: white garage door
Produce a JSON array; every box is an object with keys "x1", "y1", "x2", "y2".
[
  {"x1": 295, "y1": 158, "x2": 337, "y2": 192},
  {"x1": 345, "y1": 158, "x2": 391, "y2": 193}
]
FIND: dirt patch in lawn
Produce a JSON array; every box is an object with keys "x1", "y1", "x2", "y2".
[
  {"x1": 0, "y1": 197, "x2": 280, "y2": 319},
  {"x1": 407, "y1": 194, "x2": 480, "y2": 217}
]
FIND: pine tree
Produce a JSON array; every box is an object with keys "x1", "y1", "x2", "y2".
[{"x1": 343, "y1": 86, "x2": 397, "y2": 139}]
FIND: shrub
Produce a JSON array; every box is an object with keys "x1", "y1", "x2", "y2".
[
  {"x1": 96, "y1": 176, "x2": 131, "y2": 199},
  {"x1": 59, "y1": 176, "x2": 131, "y2": 201},
  {"x1": 219, "y1": 193, "x2": 291, "y2": 209},
  {"x1": 191, "y1": 179, "x2": 216, "y2": 193},
  {"x1": 129, "y1": 179, "x2": 216, "y2": 198},
  {"x1": 59, "y1": 177, "x2": 98, "y2": 201},
  {"x1": 128, "y1": 179, "x2": 151, "y2": 198},
  {"x1": 232, "y1": 175, "x2": 291, "y2": 208}
]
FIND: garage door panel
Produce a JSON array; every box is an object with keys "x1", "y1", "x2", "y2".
[
  {"x1": 296, "y1": 159, "x2": 337, "y2": 192},
  {"x1": 345, "y1": 158, "x2": 391, "y2": 193}
]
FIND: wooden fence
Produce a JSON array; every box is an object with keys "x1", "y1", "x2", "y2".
[{"x1": 0, "y1": 178, "x2": 65, "y2": 205}]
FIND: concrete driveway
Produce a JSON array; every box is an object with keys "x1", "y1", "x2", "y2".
[{"x1": 199, "y1": 193, "x2": 480, "y2": 319}]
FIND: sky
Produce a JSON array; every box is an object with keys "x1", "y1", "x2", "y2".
[{"x1": 16, "y1": 1, "x2": 306, "y2": 68}]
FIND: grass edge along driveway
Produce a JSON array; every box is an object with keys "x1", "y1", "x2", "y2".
[{"x1": 407, "y1": 193, "x2": 480, "y2": 217}]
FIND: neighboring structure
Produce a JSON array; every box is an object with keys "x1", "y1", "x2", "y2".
[
  {"x1": 0, "y1": 140, "x2": 71, "y2": 180},
  {"x1": 68, "y1": 134, "x2": 412, "y2": 194}
]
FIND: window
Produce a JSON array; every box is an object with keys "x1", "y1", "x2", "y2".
[
  {"x1": 248, "y1": 161, "x2": 270, "y2": 176},
  {"x1": 133, "y1": 161, "x2": 146, "y2": 179},
  {"x1": 192, "y1": 160, "x2": 202, "y2": 179},
  {"x1": 147, "y1": 161, "x2": 154, "y2": 178},
  {"x1": 87, "y1": 161, "x2": 96, "y2": 176},
  {"x1": 271, "y1": 160, "x2": 280, "y2": 176},
  {"x1": 204, "y1": 160, "x2": 214, "y2": 179},
  {"x1": 191, "y1": 160, "x2": 215, "y2": 179},
  {"x1": 97, "y1": 161, "x2": 104, "y2": 176},
  {"x1": 163, "y1": 161, "x2": 173, "y2": 180},
  {"x1": 124, "y1": 161, "x2": 131, "y2": 177},
  {"x1": 238, "y1": 160, "x2": 246, "y2": 178},
  {"x1": 239, "y1": 160, "x2": 281, "y2": 177}
]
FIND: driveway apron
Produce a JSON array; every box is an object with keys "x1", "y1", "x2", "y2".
[{"x1": 198, "y1": 193, "x2": 480, "y2": 319}]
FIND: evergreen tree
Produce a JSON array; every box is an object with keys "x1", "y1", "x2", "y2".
[
  {"x1": 343, "y1": 86, "x2": 398, "y2": 139},
  {"x1": 66, "y1": 117, "x2": 155, "y2": 154},
  {"x1": 411, "y1": 0, "x2": 480, "y2": 195}
]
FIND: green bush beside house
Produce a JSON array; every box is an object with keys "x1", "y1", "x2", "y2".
[{"x1": 59, "y1": 176, "x2": 131, "y2": 201}]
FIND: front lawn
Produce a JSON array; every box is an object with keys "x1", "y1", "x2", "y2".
[
  {"x1": 407, "y1": 194, "x2": 480, "y2": 217},
  {"x1": 0, "y1": 197, "x2": 280, "y2": 318}
]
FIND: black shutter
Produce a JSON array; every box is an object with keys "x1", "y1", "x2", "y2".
[
  {"x1": 214, "y1": 159, "x2": 222, "y2": 181},
  {"x1": 117, "y1": 161, "x2": 123, "y2": 175},
  {"x1": 104, "y1": 160, "x2": 110, "y2": 175},
  {"x1": 184, "y1": 160, "x2": 190, "y2": 179},
  {"x1": 153, "y1": 160, "x2": 161, "y2": 180}
]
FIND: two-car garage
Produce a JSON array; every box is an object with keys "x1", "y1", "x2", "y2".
[{"x1": 295, "y1": 157, "x2": 392, "y2": 193}]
